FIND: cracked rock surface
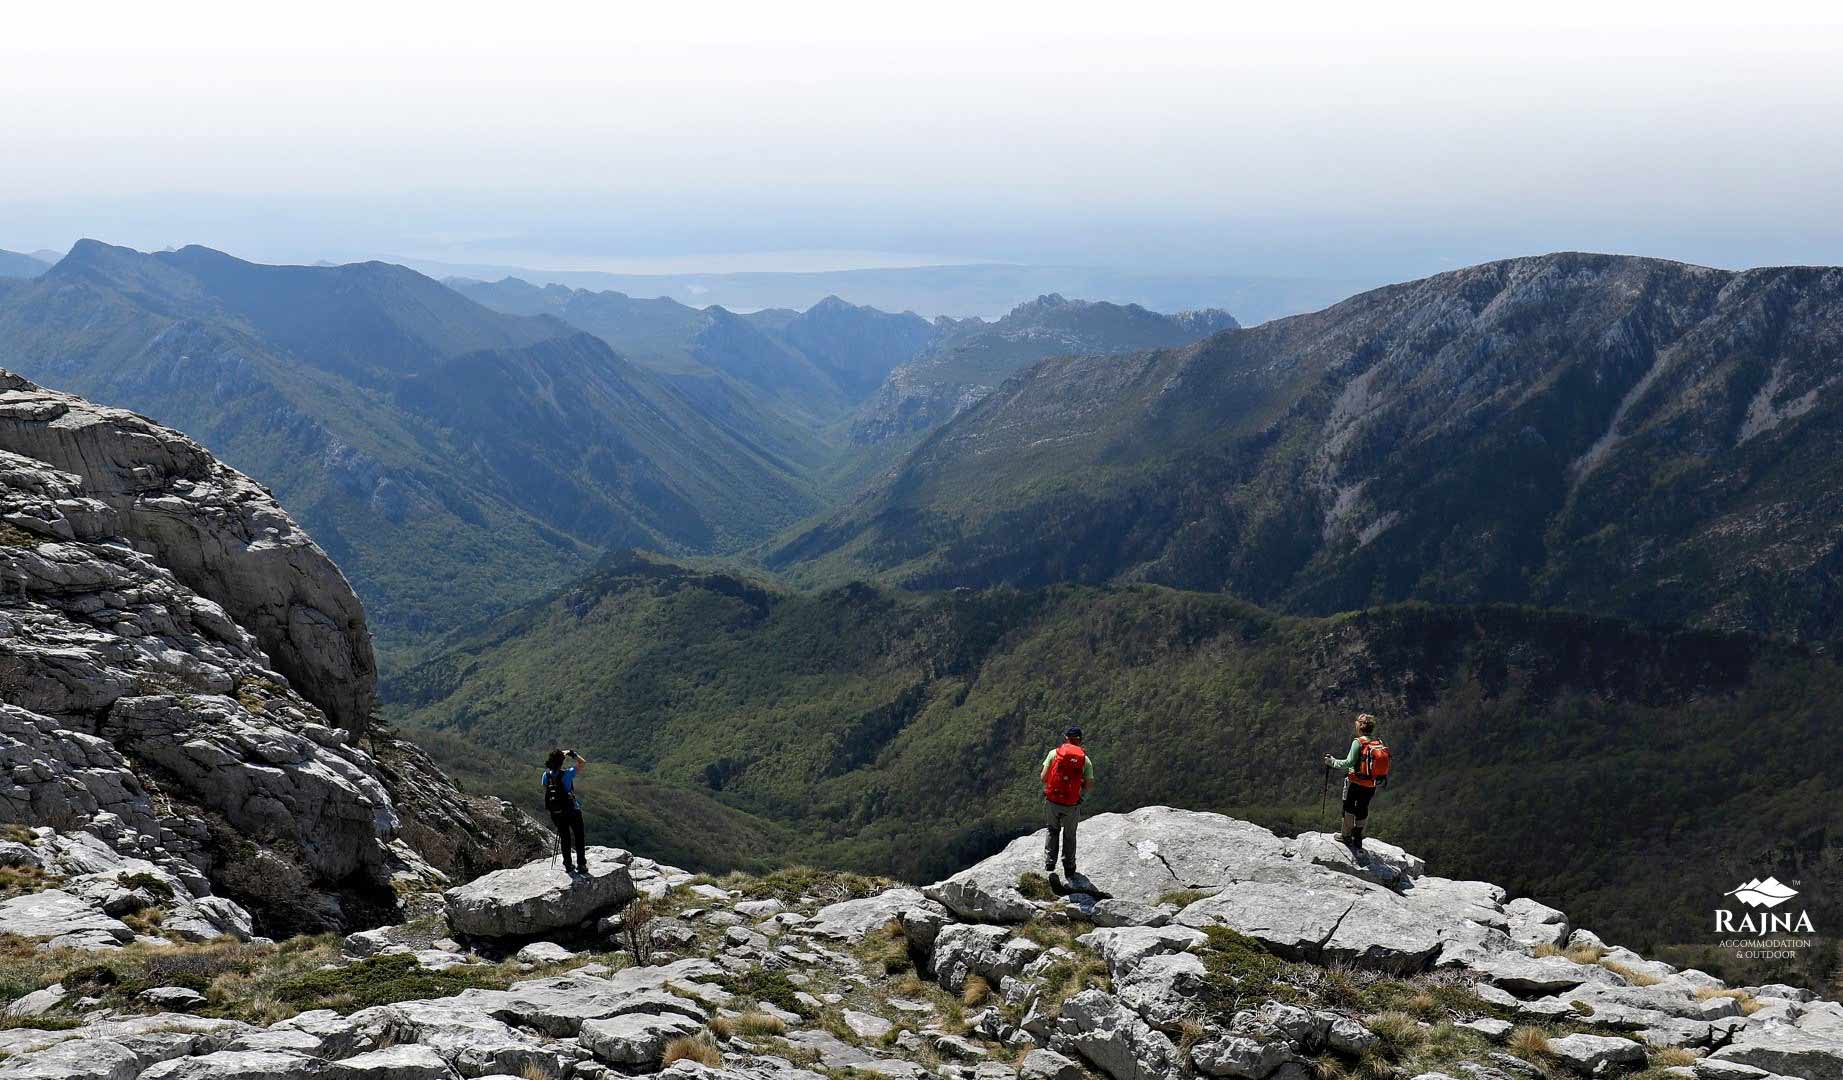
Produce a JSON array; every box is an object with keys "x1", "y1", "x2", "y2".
[{"x1": 0, "y1": 370, "x2": 543, "y2": 938}]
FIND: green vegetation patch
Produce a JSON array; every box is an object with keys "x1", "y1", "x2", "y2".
[
  {"x1": 266, "y1": 952, "x2": 521, "y2": 1013},
  {"x1": 717, "y1": 967, "x2": 808, "y2": 1014}
]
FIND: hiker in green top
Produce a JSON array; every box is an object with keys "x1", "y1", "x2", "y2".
[
  {"x1": 1322, "y1": 713, "x2": 1386, "y2": 855},
  {"x1": 1041, "y1": 726, "x2": 1094, "y2": 880}
]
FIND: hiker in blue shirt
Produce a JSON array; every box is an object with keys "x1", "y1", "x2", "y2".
[{"x1": 541, "y1": 748, "x2": 589, "y2": 875}]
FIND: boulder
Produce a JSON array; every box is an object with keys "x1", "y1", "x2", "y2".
[
  {"x1": 928, "y1": 807, "x2": 1293, "y2": 919},
  {"x1": 1078, "y1": 925, "x2": 1206, "y2": 974},
  {"x1": 1018, "y1": 1049, "x2": 1085, "y2": 1080},
  {"x1": 513, "y1": 941, "x2": 573, "y2": 964},
  {"x1": 1466, "y1": 952, "x2": 1620, "y2": 996},
  {"x1": 579, "y1": 1011, "x2": 705, "y2": 1065},
  {"x1": 1191, "y1": 1033, "x2": 1298, "y2": 1078},
  {"x1": 844, "y1": 1009, "x2": 896, "y2": 1040},
  {"x1": 327, "y1": 1045, "x2": 460, "y2": 1080},
  {"x1": 0, "y1": 889, "x2": 133, "y2": 946},
  {"x1": 804, "y1": 888, "x2": 933, "y2": 940},
  {"x1": 1090, "y1": 899, "x2": 1171, "y2": 928},
  {"x1": 933, "y1": 924, "x2": 1044, "y2": 992},
  {"x1": 1504, "y1": 897, "x2": 1571, "y2": 949},
  {"x1": 0, "y1": 1039, "x2": 141, "y2": 1080},
  {"x1": 139, "y1": 986, "x2": 206, "y2": 1011},
  {"x1": 1, "y1": 983, "x2": 67, "y2": 1018},
  {"x1": 444, "y1": 846, "x2": 636, "y2": 937},
  {"x1": 1545, "y1": 1033, "x2": 1646, "y2": 1075},
  {"x1": 1114, "y1": 950, "x2": 1208, "y2": 1031},
  {"x1": 1053, "y1": 989, "x2": 1182, "y2": 1080}
]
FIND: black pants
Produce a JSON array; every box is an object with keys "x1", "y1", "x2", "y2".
[
  {"x1": 550, "y1": 807, "x2": 586, "y2": 869},
  {"x1": 1341, "y1": 779, "x2": 1376, "y2": 821}
]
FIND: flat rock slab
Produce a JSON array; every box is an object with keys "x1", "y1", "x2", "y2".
[
  {"x1": 326, "y1": 1044, "x2": 459, "y2": 1080},
  {"x1": 1546, "y1": 1033, "x2": 1646, "y2": 1075},
  {"x1": 139, "y1": 1050, "x2": 325, "y2": 1080},
  {"x1": 1711, "y1": 1024, "x2": 1843, "y2": 1080},
  {"x1": 1174, "y1": 863, "x2": 1441, "y2": 973},
  {"x1": 444, "y1": 846, "x2": 636, "y2": 937},
  {"x1": 805, "y1": 887, "x2": 932, "y2": 940},
  {"x1": 579, "y1": 1010, "x2": 703, "y2": 1065},
  {"x1": 927, "y1": 807, "x2": 1294, "y2": 921},
  {"x1": 1467, "y1": 952, "x2": 1622, "y2": 995},
  {"x1": 0, "y1": 889, "x2": 133, "y2": 946}
]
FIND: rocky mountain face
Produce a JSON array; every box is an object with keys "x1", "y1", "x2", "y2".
[
  {"x1": 845, "y1": 294, "x2": 1239, "y2": 447},
  {"x1": 0, "y1": 243, "x2": 826, "y2": 659},
  {"x1": 0, "y1": 807, "x2": 1833, "y2": 1080},
  {"x1": 0, "y1": 371, "x2": 541, "y2": 939},
  {"x1": 777, "y1": 254, "x2": 1843, "y2": 651}
]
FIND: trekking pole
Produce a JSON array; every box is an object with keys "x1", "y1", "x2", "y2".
[{"x1": 1320, "y1": 763, "x2": 1330, "y2": 825}]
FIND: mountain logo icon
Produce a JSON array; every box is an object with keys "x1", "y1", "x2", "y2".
[{"x1": 1724, "y1": 877, "x2": 1799, "y2": 908}]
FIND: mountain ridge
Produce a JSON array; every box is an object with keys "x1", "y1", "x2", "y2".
[
  {"x1": 0, "y1": 242, "x2": 827, "y2": 661},
  {"x1": 773, "y1": 251, "x2": 1843, "y2": 650}
]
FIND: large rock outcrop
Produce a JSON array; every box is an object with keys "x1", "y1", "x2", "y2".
[
  {"x1": 0, "y1": 370, "x2": 373, "y2": 732},
  {"x1": 0, "y1": 371, "x2": 542, "y2": 936},
  {"x1": 0, "y1": 806, "x2": 1837, "y2": 1080}
]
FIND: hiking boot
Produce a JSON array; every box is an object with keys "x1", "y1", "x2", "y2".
[
  {"x1": 1043, "y1": 863, "x2": 1056, "y2": 878},
  {"x1": 1063, "y1": 865, "x2": 1078, "y2": 880}
]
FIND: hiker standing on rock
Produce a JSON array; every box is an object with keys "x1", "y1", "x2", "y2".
[
  {"x1": 1042, "y1": 725, "x2": 1093, "y2": 880},
  {"x1": 1323, "y1": 713, "x2": 1389, "y2": 854},
  {"x1": 542, "y1": 748, "x2": 589, "y2": 876}
]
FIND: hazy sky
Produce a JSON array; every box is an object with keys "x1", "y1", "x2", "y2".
[{"x1": 5, "y1": 1, "x2": 1843, "y2": 281}]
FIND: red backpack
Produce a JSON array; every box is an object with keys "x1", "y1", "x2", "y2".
[
  {"x1": 1044, "y1": 743, "x2": 1087, "y2": 805},
  {"x1": 1353, "y1": 736, "x2": 1391, "y2": 788}
]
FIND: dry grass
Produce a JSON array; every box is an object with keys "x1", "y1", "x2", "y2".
[
  {"x1": 712, "y1": 1010, "x2": 787, "y2": 1040},
  {"x1": 1600, "y1": 960, "x2": 1661, "y2": 987},
  {"x1": 960, "y1": 974, "x2": 992, "y2": 1008},
  {"x1": 1508, "y1": 1025, "x2": 1554, "y2": 1062},
  {"x1": 1364, "y1": 1011, "x2": 1427, "y2": 1057},
  {"x1": 1533, "y1": 942, "x2": 1605, "y2": 965},
  {"x1": 663, "y1": 1034, "x2": 723, "y2": 1067},
  {"x1": 1651, "y1": 1047, "x2": 1700, "y2": 1067},
  {"x1": 858, "y1": 919, "x2": 913, "y2": 975},
  {"x1": 517, "y1": 1063, "x2": 558, "y2": 1080},
  {"x1": 1695, "y1": 987, "x2": 1763, "y2": 1014}
]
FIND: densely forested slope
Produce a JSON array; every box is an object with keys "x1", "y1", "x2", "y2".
[
  {"x1": 775, "y1": 253, "x2": 1843, "y2": 651},
  {"x1": 0, "y1": 242, "x2": 826, "y2": 661},
  {"x1": 386, "y1": 553, "x2": 1839, "y2": 954}
]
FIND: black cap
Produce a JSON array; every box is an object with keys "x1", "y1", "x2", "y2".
[{"x1": 1065, "y1": 725, "x2": 1083, "y2": 739}]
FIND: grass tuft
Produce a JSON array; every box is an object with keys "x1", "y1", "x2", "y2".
[
  {"x1": 1015, "y1": 873, "x2": 1056, "y2": 901},
  {"x1": 663, "y1": 1033, "x2": 723, "y2": 1067}
]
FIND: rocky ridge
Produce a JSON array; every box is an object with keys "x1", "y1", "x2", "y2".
[
  {"x1": 2, "y1": 807, "x2": 1833, "y2": 1080},
  {"x1": 0, "y1": 370, "x2": 541, "y2": 937}
]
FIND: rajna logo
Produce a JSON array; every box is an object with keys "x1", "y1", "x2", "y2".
[
  {"x1": 1724, "y1": 877, "x2": 1799, "y2": 909},
  {"x1": 1716, "y1": 876, "x2": 1815, "y2": 935}
]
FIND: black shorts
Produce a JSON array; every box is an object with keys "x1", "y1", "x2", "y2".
[{"x1": 1341, "y1": 779, "x2": 1376, "y2": 818}]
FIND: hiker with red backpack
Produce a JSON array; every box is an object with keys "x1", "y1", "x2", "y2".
[
  {"x1": 1323, "y1": 713, "x2": 1390, "y2": 855},
  {"x1": 542, "y1": 748, "x2": 589, "y2": 876},
  {"x1": 1041, "y1": 726, "x2": 1094, "y2": 880}
]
